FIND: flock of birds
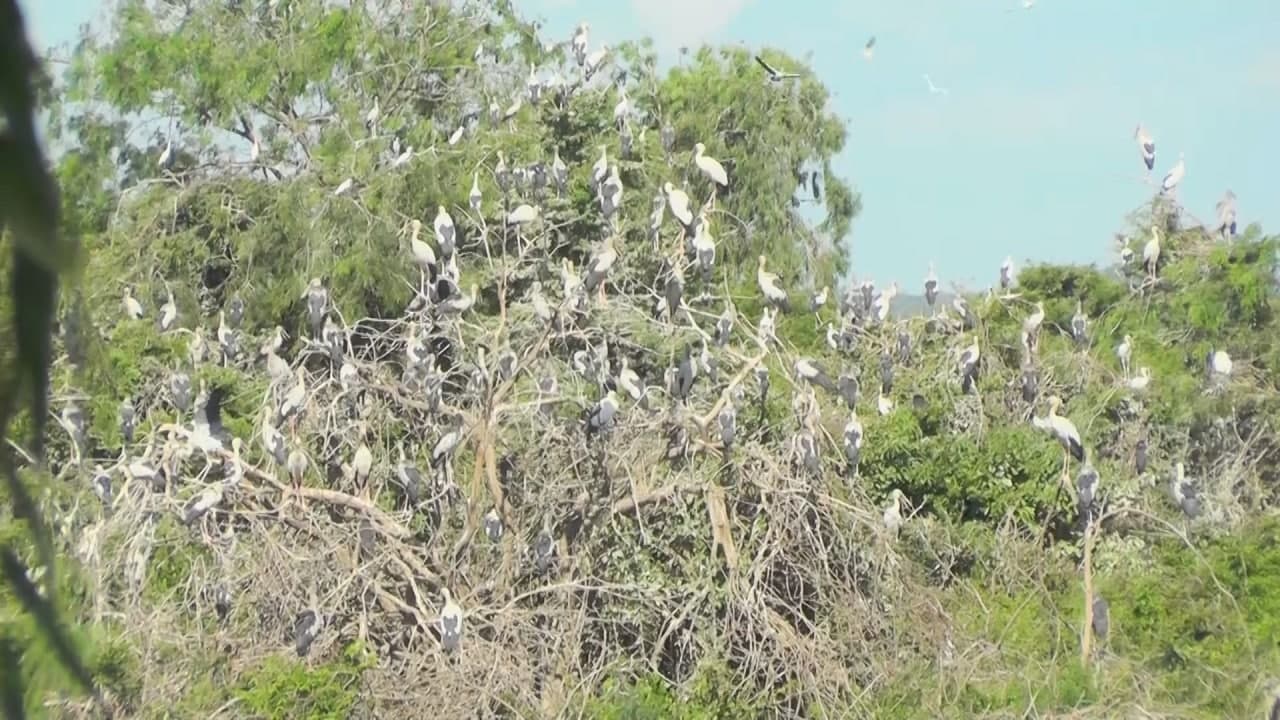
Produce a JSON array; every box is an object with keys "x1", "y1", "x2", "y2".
[{"x1": 51, "y1": 11, "x2": 1252, "y2": 679}]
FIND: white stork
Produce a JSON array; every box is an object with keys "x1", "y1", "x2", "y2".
[
  {"x1": 663, "y1": 182, "x2": 694, "y2": 228},
  {"x1": 434, "y1": 205, "x2": 456, "y2": 257},
  {"x1": 1143, "y1": 226, "x2": 1161, "y2": 283},
  {"x1": 122, "y1": 286, "x2": 144, "y2": 320},
  {"x1": 1133, "y1": 123, "x2": 1155, "y2": 172},
  {"x1": 693, "y1": 143, "x2": 728, "y2": 187},
  {"x1": 1161, "y1": 152, "x2": 1185, "y2": 194},
  {"x1": 1032, "y1": 395, "x2": 1085, "y2": 487},
  {"x1": 757, "y1": 255, "x2": 790, "y2": 311}
]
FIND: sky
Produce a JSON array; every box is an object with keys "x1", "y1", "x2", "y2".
[{"x1": 18, "y1": 0, "x2": 1280, "y2": 288}]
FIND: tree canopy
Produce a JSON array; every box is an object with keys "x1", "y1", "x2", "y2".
[{"x1": 1, "y1": 1, "x2": 1278, "y2": 719}]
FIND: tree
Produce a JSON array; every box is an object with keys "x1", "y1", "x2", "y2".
[{"x1": 10, "y1": 0, "x2": 1280, "y2": 717}]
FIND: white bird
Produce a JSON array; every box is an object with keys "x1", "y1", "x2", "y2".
[
  {"x1": 863, "y1": 36, "x2": 876, "y2": 61},
  {"x1": 157, "y1": 136, "x2": 173, "y2": 169},
  {"x1": 364, "y1": 95, "x2": 380, "y2": 133},
  {"x1": 551, "y1": 148, "x2": 568, "y2": 195},
  {"x1": 469, "y1": 172, "x2": 483, "y2": 212},
  {"x1": 873, "y1": 282, "x2": 899, "y2": 324},
  {"x1": 794, "y1": 358, "x2": 836, "y2": 393},
  {"x1": 599, "y1": 164, "x2": 624, "y2": 219},
  {"x1": 757, "y1": 255, "x2": 790, "y2": 311},
  {"x1": 757, "y1": 307, "x2": 778, "y2": 348},
  {"x1": 407, "y1": 218, "x2": 436, "y2": 273},
  {"x1": 958, "y1": 336, "x2": 980, "y2": 394},
  {"x1": 1143, "y1": 226, "x2": 1161, "y2": 282},
  {"x1": 810, "y1": 286, "x2": 829, "y2": 315},
  {"x1": 923, "y1": 73, "x2": 949, "y2": 96},
  {"x1": 1170, "y1": 462, "x2": 1202, "y2": 519},
  {"x1": 333, "y1": 177, "x2": 354, "y2": 196},
  {"x1": 613, "y1": 87, "x2": 629, "y2": 126},
  {"x1": 1118, "y1": 234, "x2": 1135, "y2": 266},
  {"x1": 506, "y1": 204, "x2": 539, "y2": 225},
  {"x1": 352, "y1": 440, "x2": 373, "y2": 495},
  {"x1": 1161, "y1": 152, "x2": 1185, "y2": 194},
  {"x1": 693, "y1": 143, "x2": 728, "y2": 187},
  {"x1": 1116, "y1": 334, "x2": 1133, "y2": 379},
  {"x1": 260, "y1": 325, "x2": 287, "y2": 357},
  {"x1": 1022, "y1": 301, "x2": 1045, "y2": 352},
  {"x1": 434, "y1": 205, "x2": 456, "y2": 257},
  {"x1": 585, "y1": 390, "x2": 620, "y2": 436},
  {"x1": 691, "y1": 220, "x2": 716, "y2": 278},
  {"x1": 883, "y1": 489, "x2": 905, "y2": 536},
  {"x1": 1207, "y1": 348, "x2": 1233, "y2": 380},
  {"x1": 843, "y1": 409, "x2": 864, "y2": 476},
  {"x1": 1071, "y1": 299, "x2": 1088, "y2": 347},
  {"x1": 582, "y1": 236, "x2": 618, "y2": 303},
  {"x1": 1214, "y1": 190, "x2": 1238, "y2": 238},
  {"x1": 392, "y1": 144, "x2": 414, "y2": 166},
  {"x1": 924, "y1": 263, "x2": 939, "y2": 309},
  {"x1": 590, "y1": 146, "x2": 608, "y2": 189},
  {"x1": 616, "y1": 357, "x2": 643, "y2": 403},
  {"x1": 158, "y1": 288, "x2": 178, "y2": 331},
  {"x1": 571, "y1": 22, "x2": 589, "y2": 66},
  {"x1": 1032, "y1": 395, "x2": 1085, "y2": 484},
  {"x1": 122, "y1": 286, "x2": 144, "y2": 320},
  {"x1": 663, "y1": 182, "x2": 693, "y2": 227},
  {"x1": 753, "y1": 55, "x2": 800, "y2": 82},
  {"x1": 438, "y1": 284, "x2": 477, "y2": 316},
  {"x1": 1134, "y1": 123, "x2": 1156, "y2": 172},
  {"x1": 1127, "y1": 366, "x2": 1152, "y2": 392},
  {"x1": 439, "y1": 587, "x2": 464, "y2": 653},
  {"x1": 182, "y1": 483, "x2": 224, "y2": 526},
  {"x1": 877, "y1": 388, "x2": 894, "y2": 416},
  {"x1": 1000, "y1": 256, "x2": 1016, "y2": 291},
  {"x1": 584, "y1": 45, "x2": 609, "y2": 76}
]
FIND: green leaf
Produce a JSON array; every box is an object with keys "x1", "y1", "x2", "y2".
[{"x1": 0, "y1": 547, "x2": 98, "y2": 699}]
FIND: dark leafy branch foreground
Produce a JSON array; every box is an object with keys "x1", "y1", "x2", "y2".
[{"x1": 2, "y1": 1, "x2": 1279, "y2": 718}]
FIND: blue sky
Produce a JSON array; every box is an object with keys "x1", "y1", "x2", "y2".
[{"x1": 20, "y1": 0, "x2": 1280, "y2": 288}]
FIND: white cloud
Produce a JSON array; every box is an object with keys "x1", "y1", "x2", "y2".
[{"x1": 627, "y1": 0, "x2": 752, "y2": 53}]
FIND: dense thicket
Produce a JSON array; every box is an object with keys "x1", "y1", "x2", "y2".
[{"x1": 1, "y1": 1, "x2": 1277, "y2": 718}]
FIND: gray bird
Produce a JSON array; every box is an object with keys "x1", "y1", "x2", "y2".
[
  {"x1": 674, "y1": 345, "x2": 698, "y2": 401},
  {"x1": 303, "y1": 278, "x2": 328, "y2": 338},
  {"x1": 170, "y1": 371, "x2": 192, "y2": 413},
  {"x1": 837, "y1": 373, "x2": 860, "y2": 408},
  {"x1": 718, "y1": 403, "x2": 736, "y2": 450},
  {"x1": 1091, "y1": 595, "x2": 1109, "y2": 640},
  {"x1": 294, "y1": 609, "x2": 323, "y2": 657},
  {"x1": 1076, "y1": 464, "x2": 1100, "y2": 522}
]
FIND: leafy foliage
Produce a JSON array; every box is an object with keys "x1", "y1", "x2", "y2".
[{"x1": 2, "y1": 0, "x2": 1279, "y2": 718}]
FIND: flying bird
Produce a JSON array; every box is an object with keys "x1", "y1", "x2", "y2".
[
  {"x1": 863, "y1": 36, "x2": 876, "y2": 61},
  {"x1": 923, "y1": 74, "x2": 949, "y2": 96},
  {"x1": 754, "y1": 55, "x2": 800, "y2": 82}
]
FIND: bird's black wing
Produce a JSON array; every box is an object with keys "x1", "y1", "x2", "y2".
[
  {"x1": 206, "y1": 386, "x2": 228, "y2": 440},
  {"x1": 754, "y1": 55, "x2": 778, "y2": 76}
]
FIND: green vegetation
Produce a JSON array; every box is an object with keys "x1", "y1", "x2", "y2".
[{"x1": 1, "y1": 0, "x2": 1278, "y2": 718}]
